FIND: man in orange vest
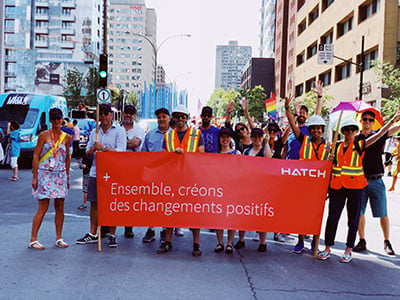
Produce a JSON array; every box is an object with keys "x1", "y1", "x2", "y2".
[{"x1": 157, "y1": 105, "x2": 205, "y2": 257}]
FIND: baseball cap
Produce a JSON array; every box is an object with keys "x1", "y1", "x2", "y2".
[
  {"x1": 201, "y1": 106, "x2": 213, "y2": 116},
  {"x1": 99, "y1": 103, "x2": 112, "y2": 113},
  {"x1": 49, "y1": 108, "x2": 63, "y2": 119},
  {"x1": 155, "y1": 107, "x2": 170, "y2": 116},
  {"x1": 251, "y1": 128, "x2": 264, "y2": 137},
  {"x1": 219, "y1": 127, "x2": 234, "y2": 138},
  {"x1": 124, "y1": 105, "x2": 137, "y2": 114}
]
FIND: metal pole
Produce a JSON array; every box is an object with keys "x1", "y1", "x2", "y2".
[{"x1": 359, "y1": 35, "x2": 364, "y2": 101}]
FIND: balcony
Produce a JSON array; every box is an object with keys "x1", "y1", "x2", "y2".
[
  {"x1": 34, "y1": 40, "x2": 49, "y2": 48},
  {"x1": 60, "y1": 28, "x2": 75, "y2": 35},
  {"x1": 35, "y1": 13, "x2": 49, "y2": 21},
  {"x1": 60, "y1": 41, "x2": 75, "y2": 49},
  {"x1": 5, "y1": 70, "x2": 16, "y2": 77},
  {"x1": 35, "y1": 0, "x2": 50, "y2": 7},
  {"x1": 61, "y1": 0, "x2": 76, "y2": 8},
  {"x1": 5, "y1": 55, "x2": 17, "y2": 62},
  {"x1": 61, "y1": 15, "x2": 76, "y2": 22},
  {"x1": 35, "y1": 27, "x2": 49, "y2": 34}
]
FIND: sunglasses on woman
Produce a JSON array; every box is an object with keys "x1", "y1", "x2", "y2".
[
  {"x1": 236, "y1": 127, "x2": 246, "y2": 132},
  {"x1": 268, "y1": 128, "x2": 278, "y2": 133},
  {"x1": 50, "y1": 116, "x2": 62, "y2": 121},
  {"x1": 343, "y1": 126, "x2": 358, "y2": 132}
]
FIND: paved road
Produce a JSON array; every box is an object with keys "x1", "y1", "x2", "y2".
[{"x1": 1, "y1": 160, "x2": 400, "y2": 299}]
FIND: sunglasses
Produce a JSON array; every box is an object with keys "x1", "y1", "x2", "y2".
[
  {"x1": 343, "y1": 126, "x2": 358, "y2": 132},
  {"x1": 99, "y1": 111, "x2": 109, "y2": 116},
  {"x1": 50, "y1": 116, "x2": 62, "y2": 121},
  {"x1": 362, "y1": 117, "x2": 374, "y2": 122},
  {"x1": 173, "y1": 114, "x2": 187, "y2": 120},
  {"x1": 268, "y1": 128, "x2": 278, "y2": 133},
  {"x1": 124, "y1": 111, "x2": 135, "y2": 115},
  {"x1": 202, "y1": 113, "x2": 212, "y2": 118},
  {"x1": 237, "y1": 127, "x2": 246, "y2": 132}
]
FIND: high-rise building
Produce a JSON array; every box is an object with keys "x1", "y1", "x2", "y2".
[
  {"x1": 0, "y1": 1, "x2": 4, "y2": 93},
  {"x1": 1, "y1": 0, "x2": 103, "y2": 95},
  {"x1": 240, "y1": 58, "x2": 275, "y2": 95},
  {"x1": 293, "y1": 0, "x2": 400, "y2": 106},
  {"x1": 215, "y1": 40, "x2": 252, "y2": 91},
  {"x1": 259, "y1": 0, "x2": 276, "y2": 58},
  {"x1": 108, "y1": 0, "x2": 156, "y2": 93}
]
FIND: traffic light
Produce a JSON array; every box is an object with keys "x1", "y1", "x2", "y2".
[{"x1": 99, "y1": 54, "x2": 108, "y2": 87}]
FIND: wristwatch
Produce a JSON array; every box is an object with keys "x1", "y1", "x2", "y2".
[{"x1": 102, "y1": 145, "x2": 106, "y2": 152}]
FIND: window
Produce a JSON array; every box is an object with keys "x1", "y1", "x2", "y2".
[
  {"x1": 356, "y1": 47, "x2": 378, "y2": 72},
  {"x1": 335, "y1": 61, "x2": 352, "y2": 82},
  {"x1": 359, "y1": 0, "x2": 380, "y2": 23},
  {"x1": 321, "y1": 29, "x2": 333, "y2": 44},
  {"x1": 298, "y1": 19, "x2": 306, "y2": 35},
  {"x1": 319, "y1": 70, "x2": 332, "y2": 86},
  {"x1": 297, "y1": 52, "x2": 305, "y2": 66},
  {"x1": 308, "y1": 6, "x2": 319, "y2": 25},
  {"x1": 322, "y1": 0, "x2": 334, "y2": 11},
  {"x1": 337, "y1": 15, "x2": 353, "y2": 38},
  {"x1": 305, "y1": 78, "x2": 316, "y2": 92},
  {"x1": 295, "y1": 84, "x2": 304, "y2": 97},
  {"x1": 307, "y1": 42, "x2": 318, "y2": 59}
]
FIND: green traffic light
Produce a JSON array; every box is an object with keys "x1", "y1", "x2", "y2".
[{"x1": 99, "y1": 70, "x2": 107, "y2": 78}]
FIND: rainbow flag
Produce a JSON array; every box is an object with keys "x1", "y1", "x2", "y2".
[{"x1": 265, "y1": 92, "x2": 278, "y2": 120}]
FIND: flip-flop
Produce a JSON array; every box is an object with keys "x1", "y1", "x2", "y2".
[
  {"x1": 8, "y1": 176, "x2": 18, "y2": 181},
  {"x1": 55, "y1": 239, "x2": 69, "y2": 248},
  {"x1": 28, "y1": 240, "x2": 45, "y2": 250}
]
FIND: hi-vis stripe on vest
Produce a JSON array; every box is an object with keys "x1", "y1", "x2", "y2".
[
  {"x1": 331, "y1": 140, "x2": 367, "y2": 190},
  {"x1": 300, "y1": 135, "x2": 331, "y2": 161},
  {"x1": 165, "y1": 128, "x2": 201, "y2": 153}
]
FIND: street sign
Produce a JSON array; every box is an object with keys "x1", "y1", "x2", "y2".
[
  {"x1": 318, "y1": 44, "x2": 334, "y2": 65},
  {"x1": 97, "y1": 88, "x2": 111, "y2": 104}
]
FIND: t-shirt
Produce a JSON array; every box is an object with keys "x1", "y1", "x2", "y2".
[
  {"x1": 200, "y1": 126, "x2": 220, "y2": 153},
  {"x1": 286, "y1": 126, "x2": 309, "y2": 160},
  {"x1": 269, "y1": 137, "x2": 283, "y2": 159},
  {"x1": 162, "y1": 129, "x2": 204, "y2": 150},
  {"x1": 9, "y1": 129, "x2": 20, "y2": 157},
  {"x1": 357, "y1": 131, "x2": 388, "y2": 176}
]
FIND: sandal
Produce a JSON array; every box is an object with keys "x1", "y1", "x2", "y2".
[
  {"x1": 225, "y1": 245, "x2": 233, "y2": 254},
  {"x1": 28, "y1": 240, "x2": 45, "y2": 250},
  {"x1": 318, "y1": 250, "x2": 331, "y2": 260},
  {"x1": 77, "y1": 204, "x2": 87, "y2": 210},
  {"x1": 55, "y1": 239, "x2": 69, "y2": 248},
  {"x1": 214, "y1": 243, "x2": 224, "y2": 253},
  {"x1": 8, "y1": 176, "x2": 18, "y2": 181},
  {"x1": 340, "y1": 252, "x2": 352, "y2": 263}
]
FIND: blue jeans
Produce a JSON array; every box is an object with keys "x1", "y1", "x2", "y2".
[
  {"x1": 324, "y1": 188, "x2": 363, "y2": 248},
  {"x1": 360, "y1": 178, "x2": 387, "y2": 217}
]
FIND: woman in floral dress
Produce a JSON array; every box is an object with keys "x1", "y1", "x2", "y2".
[{"x1": 29, "y1": 108, "x2": 71, "y2": 250}]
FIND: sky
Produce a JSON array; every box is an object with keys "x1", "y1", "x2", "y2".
[{"x1": 145, "y1": 0, "x2": 261, "y2": 113}]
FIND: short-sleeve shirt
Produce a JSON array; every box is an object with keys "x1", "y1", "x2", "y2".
[
  {"x1": 9, "y1": 129, "x2": 20, "y2": 157},
  {"x1": 87, "y1": 124, "x2": 127, "y2": 177},
  {"x1": 123, "y1": 123, "x2": 145, "y2": 152},
  {"x1": 200, "y1": 126, "x2": 220, "y2": 153},
  {"x1": 142, "y1": 127, "x2": 170, "y2": 152},
  {"x1": 286, "y1": 126, "x2": 309, "y2": 160},
  {"x1": 357, "y1": 131, "x2": 388, "y2": 176}
]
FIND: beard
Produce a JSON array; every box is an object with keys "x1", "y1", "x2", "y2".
[
  {"x1": 297, "y1": 116, "x2": 306, "y2": 125},
  {"x1": 202, "y1": 119, "x2": 211, "y2": 127}
]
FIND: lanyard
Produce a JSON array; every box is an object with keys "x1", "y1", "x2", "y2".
[{"x1": 50, "y1": 129, "x2": 62, "y2": 158}]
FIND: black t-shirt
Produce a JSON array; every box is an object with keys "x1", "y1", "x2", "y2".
[
  {"x1": 269, "y1": 137, "x2": 283, "y2": 159},
  {"x1": 357, "y1": 131, "x2": 388, "y2": 176}
]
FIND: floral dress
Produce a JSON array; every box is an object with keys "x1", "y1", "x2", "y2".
[{"x1": 32, "y1": 143, "x2": 68, "y2": 200}]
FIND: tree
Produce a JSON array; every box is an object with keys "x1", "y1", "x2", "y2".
[
  {"x1": 108, "y1": 86, "x2": 120, "y2": 105},
  {"x1": 83, "y1": 67, "x2": 99, "y2": 107},
  {"x1": 207, "y1": 88, "x2": 239, "y2": 117},
  {"x1": 237, "y1": 86, "x2": 267, "y2": 121},
  {"x1": 63, "y1": 68, "x2": 83, "y2": 108},
  {"x1": 126, "y1": 92, "x2": 138, "y2": 106},
  {"x1": 297, "y1": 90, "x2": 332, "y2": 118},
  {"x1": 373, "y1": 61, "x2": 400, "y2": 121}
]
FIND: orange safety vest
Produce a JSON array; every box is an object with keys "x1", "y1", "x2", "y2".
[
  {"x1": 165, "y1": 127, "x2": 201, "y2": 153},
  {"x1": 299, "y1": 135, "x2": 331, "y2": 161},
  {"x1": 330, "y1": 140, "x2": 367, "y2": 190}
]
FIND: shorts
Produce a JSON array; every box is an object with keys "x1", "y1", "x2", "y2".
[
  {"x1": 10, "y1": 157, "x2": 18, "y2": 168},
  {"x1": 384, "y1": 153, "x2": 393, "y2": 166},
  {"x1": 87, "y1": 176, "x2": 97, "y2": 203},
  {"x1": 82, "y1": 174, "x2": 90, "y2": 193},
  {"x1": 360, "y1": 177, "x2": 387, "y2": 217}
]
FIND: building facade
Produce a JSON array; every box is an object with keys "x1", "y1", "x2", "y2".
[
  {"x1": 259, "y1": 0, "x2": 276, "y2": 58},
  {"x1": 294, "y1": 0, "x2": 400, "y2": 107},
  {"x1": 274, "y1": 0, "x2": 289, "y2": 98},
  {"x1": 108, "y1": 0, "x2": 156, "y2": 93},
  {"x1": 215, "y1": 40, "x2": 252, "y2": 91},
  {"x1": 240, "y1": 58, "x2": 275, "y2": 95}
]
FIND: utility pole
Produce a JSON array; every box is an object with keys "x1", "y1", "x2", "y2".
[
  {"x1": 103, "y1": 0, "x2": 107, "y2": 55},
  {"x1": 359, "y1": 35, "x2": 365, "y2": 101}
]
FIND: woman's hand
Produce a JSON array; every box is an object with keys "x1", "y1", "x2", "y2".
[{"x1": 32, "y1": 178, "x2": 38, "y2": 190}]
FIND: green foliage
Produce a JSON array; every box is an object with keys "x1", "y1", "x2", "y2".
[
  {"x1": 126, "y1": 92, "x2": 138, "y2": 106},
  {"x1": 299, "y1": 90, "x2": 332, "y2": 117},
  {"x1": 63, "y1": 68, "x2": 83, "y2": 108},
  {"x1": 109, "y1": 86, "x2": 120, "y2": 105},
  {"x1": 83, "y1": 67, "x2": 99, "y2": 106},
  {"x1": 372, "y1": 61, "x2": 400, "y2": 121},
  {"x1": 207, "y1": 88, "x2": 239, "y2": 117}
]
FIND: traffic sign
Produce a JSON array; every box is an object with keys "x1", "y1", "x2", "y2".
[
  {"x1": 97, "y1": 88, "x2": 111, "y2": 103},
  {"x1": 318, "y1": 44, "x2": 334, "y2": 65}
]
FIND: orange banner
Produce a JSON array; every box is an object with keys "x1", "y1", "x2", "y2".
[{"x1": 97, "y1": 152, "x2": 331, "y2": 235}]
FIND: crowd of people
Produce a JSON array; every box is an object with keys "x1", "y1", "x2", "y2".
[{"x1": 26, "y1": 82, "x2": 400, "y2": 263}]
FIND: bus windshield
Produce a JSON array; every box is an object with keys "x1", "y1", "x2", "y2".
[{"x1": 0, "y1": 106, "x2": 38, "y2": 130}]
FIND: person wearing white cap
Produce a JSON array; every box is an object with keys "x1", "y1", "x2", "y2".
[
  {"x1": 318, "y1": 110, "x2": 400, "y2": 263},
  {"x1": 157, "y1": 105, "x2": 205, "y2": 257}
]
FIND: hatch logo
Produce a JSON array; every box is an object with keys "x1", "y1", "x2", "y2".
[{"x1": 281, "y1": 168, "x2": 326, "y2": 178}]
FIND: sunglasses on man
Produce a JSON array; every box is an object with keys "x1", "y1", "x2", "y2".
[
  {"x1": 343, "y1": 126, "x2": 358, "y2": 132},
  {"x1": 99, "y1": 111, "x2": 109, "y2": 116},
  {"x1": 202, "y1": 113, "x2": 212, "y2": 118},
  {"x1": 173, "y1": 114, "x2": 187, "y2": 120},
  {"x1": 362, "y1": 117, "x2": 374, "y2": 122}
]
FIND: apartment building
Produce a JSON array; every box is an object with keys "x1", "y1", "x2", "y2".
[
  {"x1": 259, "y1": 0, "x2": 276, "y2": 58},
  {"x1": 240, "y1": 57, "x2": 275, "y2": 95},
  {"x1": 294, "y1": 0, "x2": 400, "y2": 106}
]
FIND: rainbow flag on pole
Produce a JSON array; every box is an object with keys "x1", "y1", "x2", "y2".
[{"x1": 264, "y1": 92, "x2": 278, "y2": 120}]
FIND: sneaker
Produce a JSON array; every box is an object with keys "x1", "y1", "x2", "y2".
[
  {"x1": 318, "y1": 250, "x2": 331, "y2": 260},
  {"x1": 257, "y1": 243, "x2": 267, "y2": 253},
  {"x1": 384, "y1": 240, "x2": 395, "y2": 255},
  {"x1": 160, "y1": 229, "x2": 166, "y2": 242},
  {"x1": 340, "y1": 252, "x2": 352, "y2": 263},
  {"x1": 108, "y1": 235, "x2": 118, "y2": 248},
  {"x1": 192, "y1": 243, "x2": 202, "y2": 257},
  {"x1": 273, "y1": 233, "x2": 285, "y2": 243},
  {"x1": 157, "y1": 241, "x2": 172, "y2": 254},
  {"x1": 124, "y1": 227, "x2": 134, "y2": 238},
  {"x1": 76, "y1": 233, "x2": 98, "y2": 244},
  {"x1": 234, "y1": 240, "x2": 245, "y2": 250},
  {"x1": 292, "y1": 241, "x2": 304, "y2": 254},
  {"x1": 253, "y1": 232, "x2": 260, "y2": 242},
  {"x1": 174, "y1": 228, "x2": 184, "y2": 237},
  {"x1": 142, "y1": 228, "x2": 155, "y2": 243},
  {"x1": 353, "y1": 239, "x2": 367, "y2": 252}
]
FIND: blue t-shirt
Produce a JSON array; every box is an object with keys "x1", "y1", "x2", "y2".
[
  {"x1": 9, "y1": 129, "x2": 20, "y2": 157},
  {"x1": 200, "y1": 126, "x2": 220, "y2": 153},
  {"x1": 286, "y1": 126, "x2": 309, "y2": 160}
]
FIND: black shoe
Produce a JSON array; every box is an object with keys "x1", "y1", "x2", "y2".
[
  {"x1": 257, "y1": 243, "x2": 267, "y2": 253},
  {"x1": 225, "y1": 245, "x2": 234, "y2": 254},
  {"x1": 384, "y1": 240, "x2": 395, "y2": 255},
  {"x1": 157, "y1": 241, "x2": 172, "y2": 254},
  {"x1": 234, "y1": 240, "x2": 245, "y2": 250},
  {"x1": 124, "y1": 227, "x2": 134, "y2": 238},
  {"x1": 160, "y1": 229, "x2": 166, "y2": 242},
  {"x1": 353, "y1": 239, "x2": 367, "y2": 252},
  {"x1": 108, "y1": 235, "x2": 118, "y2": 248},
  {"x1": 192, "y1": 243, "x2": 202, "y2": 257},
  {"x1": 142, "y1": 228, "x2": 155, "y2": 243},
  {"x1": 76, "y1": 233, "x2": 98, "y2": 244},
  {"x1": 214, "y1": 243, "x2": 224, "y2": 253}
]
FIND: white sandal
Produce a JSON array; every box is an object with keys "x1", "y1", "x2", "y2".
[
  {"x1": 28, "y1": 240, "x2": 45, "y2": 250},
  {"x1": 55, "y1": 239, "x2": 69, "y2": 248}
]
